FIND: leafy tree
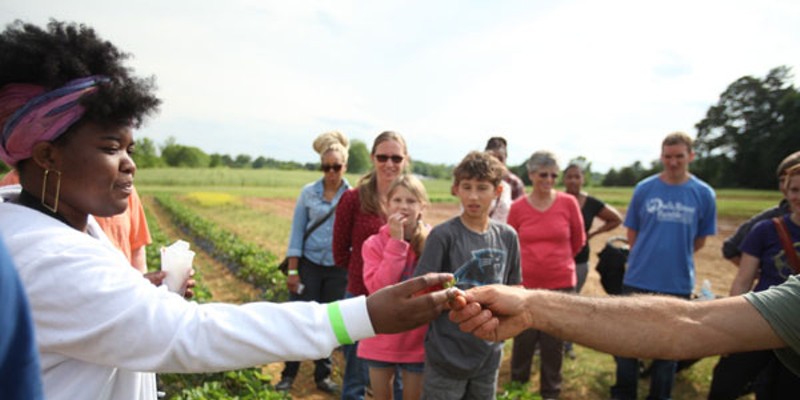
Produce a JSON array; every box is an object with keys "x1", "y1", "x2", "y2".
[
  {"x1": 220, "y1": 155, "x2": 234, "y2": 168},
  {"x1": 209, "y1": 153, "x2": 224, "y2": 168},
  {"x1": 252, "y1": 156, "x2": 268, "y2": 169},
  {"x1": 232, "y1": 154, "x2": 252, "y2": 169},
  {"x1": 695, "y1": 66, "x2": 800, "y2": 188},
  {"x1": 132, "y1": 137, "x2": 164, "y2": 168},
  {"x1": 348, "y1": 140, "x2": 370, "y2": 174},
  {"x1": 161, "y1": 137, "x2": 211, "y2": 168}
]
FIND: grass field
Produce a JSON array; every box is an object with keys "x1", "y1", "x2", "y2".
[{"x1": 137, "y1": 167, "x2": 782, "y2": 218}]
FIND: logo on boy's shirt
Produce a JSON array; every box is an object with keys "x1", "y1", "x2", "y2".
[
  {"x1": 645, "y1": 198, "x2": 696, "y2": 224},
  {"x1": 453, "y1": 249, "x2": 507, "y2": 288}
]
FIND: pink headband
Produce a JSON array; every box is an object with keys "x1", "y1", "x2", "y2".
[{"x1": 0, "y1": 77, "x2": 105, "y2": 166}]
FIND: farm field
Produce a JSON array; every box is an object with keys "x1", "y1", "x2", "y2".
[{"x1": 137, "y1": 167, "x2": 779, "y2": 399}]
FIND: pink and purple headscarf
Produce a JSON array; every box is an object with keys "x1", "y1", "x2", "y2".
[{"x1": 0, "y1": 76, "x2": 106, "y2": 166}]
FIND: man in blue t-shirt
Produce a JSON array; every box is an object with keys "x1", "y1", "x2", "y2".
[{"x1": 613, "y1": 132, "x2": 717, "y2": 400}]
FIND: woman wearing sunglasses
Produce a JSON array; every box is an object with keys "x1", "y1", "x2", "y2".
[
  {"x1": 507, "y1": 150, "x2": 586, "y2": 400},
  {"x1": 276, "y1": 131, "x2": 351, "y2": 393},
  {"x1": 334, "y1": 131, "x2": 410, "y2": 400}
]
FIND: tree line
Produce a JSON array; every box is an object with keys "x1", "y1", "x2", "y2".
[{"x1": 1, "y1": 66, "x2": 797, "y2": 188}]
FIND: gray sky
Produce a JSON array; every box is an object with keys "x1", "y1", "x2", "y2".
[{"x1": 3, "y1": 0, "x2": 799, "y2": 172}]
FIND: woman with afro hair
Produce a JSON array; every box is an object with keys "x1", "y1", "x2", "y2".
[{"x1": 0, "y1": 20, "x2": 457, "y2": 400}]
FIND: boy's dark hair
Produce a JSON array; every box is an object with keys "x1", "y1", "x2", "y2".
[
  {"x1": 453, "y1": 151, "x2": 504, "y2": 187},
  {"x1": 0, "y1": 20, "x2": 160, "y2": 128}
]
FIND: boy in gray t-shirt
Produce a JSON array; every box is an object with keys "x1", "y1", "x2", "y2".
[{"x1": 415, "y1": 151, "x2": 522, "y2": 399}]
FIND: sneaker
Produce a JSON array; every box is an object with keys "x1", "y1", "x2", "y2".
[
  {"x1": 275, "y1": 376, "x2": 294, "y2": 391},
  {"x1": 316, "y1": 377, "x2": 339, "y2": 393}
]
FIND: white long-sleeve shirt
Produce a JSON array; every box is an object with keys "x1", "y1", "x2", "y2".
[{"x1": 0, "y1": 197, "x2": 374, "y2": 400}]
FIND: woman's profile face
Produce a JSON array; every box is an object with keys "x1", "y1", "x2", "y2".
[
  {"x1": 52, "y1": 122, "x2": 136, "y2": 221},
  {"x1": 372, "y1": 140, "x2": 407, "y2": 185}
]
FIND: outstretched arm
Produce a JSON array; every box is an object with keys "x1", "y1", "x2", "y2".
[{"x1": 450, "y1": 285, "x2": 785, "y2": 360}]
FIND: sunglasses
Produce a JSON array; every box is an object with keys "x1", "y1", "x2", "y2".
[
  {"x1": 537, "y1": 172, "x2": 559, "y2": 179},
  {"x1": 375, "y1": 154, "x2": 404, "y2": 164},
  {"x1": 321, "y1": 164, "x2": 343, "y2": 172}
]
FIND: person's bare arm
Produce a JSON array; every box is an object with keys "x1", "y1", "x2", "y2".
[
  {"x1": 451, "y1": 285, "x2": 785, "y2": 360},
  {"x1": 694, "y1": 236, "x2": 708, "y2": 252},
  {"x1": 626, "y1": 228, "x2": 637, "y2": 249},
  {"x1": 131, "y1": 246, "x2": 147, "y2": 274},
  {"x1": 729, "y1": 253, "x2": 759, "y2": 296},
  {"x1": 727, "y1": 255, "x2": 742, "y2": 267},
  {"x1": 587, "y1": 205, "x2": 622, "y2": 239}
]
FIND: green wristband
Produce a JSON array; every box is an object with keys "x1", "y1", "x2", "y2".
[{"x1": 327, "y1": 301, "x2": 353, "y2": 345}]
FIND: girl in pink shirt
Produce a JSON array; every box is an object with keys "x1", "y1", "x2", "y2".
[{"x1": 359, "y1": 175, "x2": 430, "y2": 400}]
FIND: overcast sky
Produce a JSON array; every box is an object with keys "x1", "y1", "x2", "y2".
[{"x1": 3, "y1": 0, "x2": 799, "y2": 172}]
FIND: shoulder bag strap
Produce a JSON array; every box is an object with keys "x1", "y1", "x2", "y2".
[
  {"x1": 772, "y1": 217, "x2": 800, "y2": 274},
  {"x1": 303, "y1": 202, "x2": 339, "y2": 242}
]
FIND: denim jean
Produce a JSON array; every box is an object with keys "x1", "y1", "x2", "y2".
[
  {"x1": 282, "y1": 260, "x2": 346, "y2": 383},
  {"x1": 341, "y1": 339, "x2": 368, "y2": 400},
  {"x1": 610, "y1": 285, "x2": 688, "y2": 400}
]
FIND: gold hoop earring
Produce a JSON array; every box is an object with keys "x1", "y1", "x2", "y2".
[{"x1": 41, "y1": 169, "x2": 62, "y2": 213}]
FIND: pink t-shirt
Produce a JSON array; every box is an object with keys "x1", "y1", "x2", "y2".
[
  {"x1": 508, "y1": 192, "x2": 585, "y2": 289},
  {"x1": 357, "y1": 225, "x2": 426, "y2": 363}
]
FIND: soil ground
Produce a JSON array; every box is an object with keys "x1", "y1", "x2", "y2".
[{"x1": 151, "y1": 198, "x2": 742, "y2": 399}]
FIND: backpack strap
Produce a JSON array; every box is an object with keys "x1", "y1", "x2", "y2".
[{"x1": 772, "y1": 217, "x2": 800, "y2": 274}]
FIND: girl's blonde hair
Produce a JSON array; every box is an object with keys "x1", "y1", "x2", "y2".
[
  {"x1": 358, "y1": 131, "x2": 410, "y2": 216},
  {"x1": 386, "y1": 174, "x2": 429, "y2": 257},
  {"x1": 313, "y1": 131, "x2": 350, "y2": 163}
]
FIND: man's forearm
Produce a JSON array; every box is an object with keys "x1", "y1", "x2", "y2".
[{"x1": 525, "y1": 291, "x2": 784, "y2": 360}]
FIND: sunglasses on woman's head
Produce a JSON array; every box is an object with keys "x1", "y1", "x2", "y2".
[
  {"x1": 321, "y1": 164, "x2": 343, "y2": 172},
  {"x1": 375, "y1": 154, "x2": 404, "y2": 164},
  {"x1": 538, "y1": 172, "x2": 559, "y2": 179}
]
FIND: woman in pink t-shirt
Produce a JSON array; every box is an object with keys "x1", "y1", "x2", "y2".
[
  {"x1": 507, "y1": 150, "x2": 585, "y2": 400},
  {"x1": 359, "y1": 174, "x2": 430, "y2": 400}
]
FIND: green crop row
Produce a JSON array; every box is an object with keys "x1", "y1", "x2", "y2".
[
  {"x1": 153, "y1": 193, "x2": 287, "y2": 301},
  {"x1": 146, "y1": 197, "x2": 286, "y2": 399}
]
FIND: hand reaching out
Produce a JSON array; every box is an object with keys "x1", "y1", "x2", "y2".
[
  {"x1": 367, "y1": 273, "x2": 463, "y2": 334},
  {"x1": 449, "y1": 284, "x2": 534, "y2": 342}
]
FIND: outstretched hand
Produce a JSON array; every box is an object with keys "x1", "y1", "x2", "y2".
[
  {"x1": 367, "y1": 273, "x2": 464, "y2": 334},
  {"x1": 449, "y1": 284, "x2": 533, "y2": 342}
]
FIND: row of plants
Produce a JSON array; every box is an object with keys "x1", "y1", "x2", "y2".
[
  {"x1": 144, "y1": 201, "x2": 287, "y2": 399},
  {"x1": 153, "y1": 193, "x2": 287, "y2": 301}
]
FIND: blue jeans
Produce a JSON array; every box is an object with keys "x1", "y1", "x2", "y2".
[
  {"x1": 610, "y1": 285, "x2": 688, "y2": 400},
  {"x1": 341, "y1": 340, "x2": 368, "y2": 400}
]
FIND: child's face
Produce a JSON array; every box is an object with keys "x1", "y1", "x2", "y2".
[
  {"x1": 387, "y1": 186, "x2": 424, "y2": 229},
  {"x1": 454, "y1": 178, "x2": 500, "y2": 219}
]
